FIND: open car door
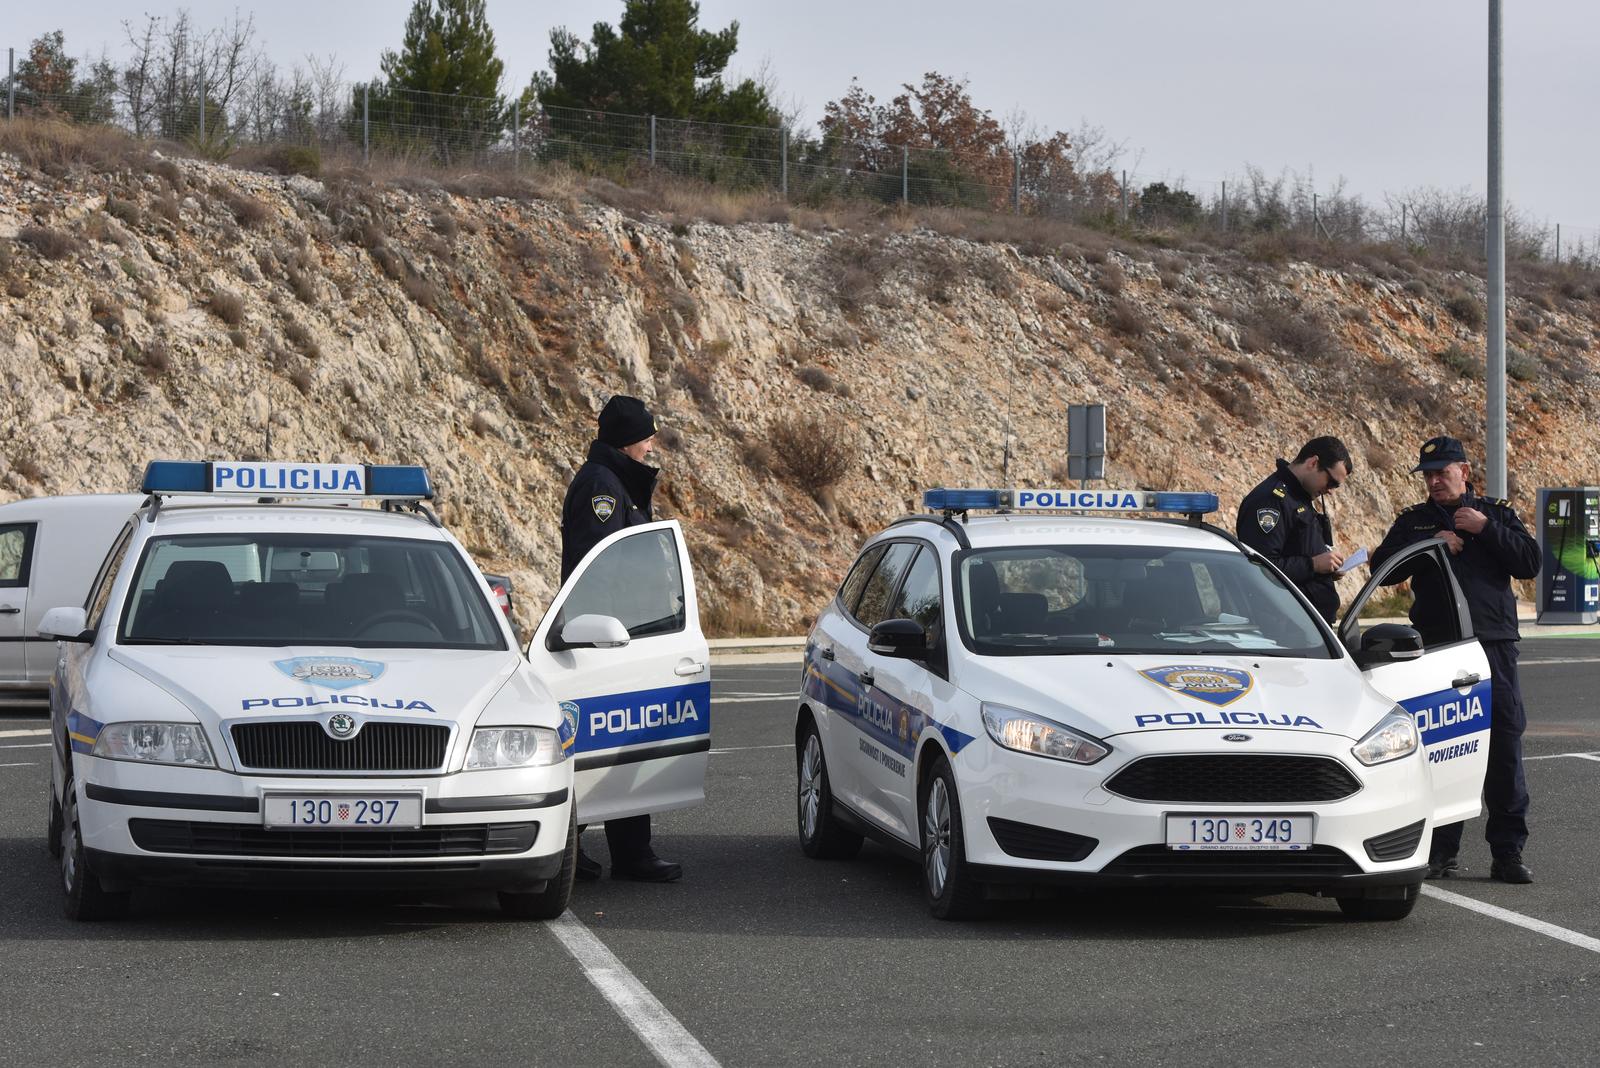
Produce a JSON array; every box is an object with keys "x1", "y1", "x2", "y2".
[
  {"x1": 1339, "y1": 539, "x2": 1492, "y2": 829},
  {"x1": 528, "y1": 520, "x2": 710, "y2": 824}
]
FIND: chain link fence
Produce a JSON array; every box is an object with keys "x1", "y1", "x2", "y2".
[{"x1": 4, "y1": 44, "x2": 1595, "y2": 268}]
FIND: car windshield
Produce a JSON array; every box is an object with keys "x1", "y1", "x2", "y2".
[
  {"x1": 118, "y1": 533, "x2": 506, "y2": 650},
  {"x1": 954, "y1": 544, "x2": 1333, "y2": 658}
]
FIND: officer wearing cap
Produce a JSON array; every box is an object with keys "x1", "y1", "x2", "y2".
[
  {"x1": 560, "y1": 394, "x2": 682, "y2": 883},
  {"x1": 1236, "y1": 436, "x2": 1353, "y2": 623},
  {"x1": 1371, "y1": 435, "x2": 1540, "y2": 884}
]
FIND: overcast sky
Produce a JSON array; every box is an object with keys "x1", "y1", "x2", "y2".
[{"x1": 10, "y1": 1, "x2": 1598, "y2": 242}]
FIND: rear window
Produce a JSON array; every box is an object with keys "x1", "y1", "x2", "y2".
[{"x1": 118, "y1": 532, "x2": 505, "y2": 649}]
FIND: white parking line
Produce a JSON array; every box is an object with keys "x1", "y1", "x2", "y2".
[
  {"x1": 548, "y1": 911, "x2": 721, "y2": 1068},
  {"x1": 1522, "y1": 657, "x2": 1600, "y2": 666},
  {"x1": 0, "y1": 728, "x2": 49, "y2": 738},
  {"x1": 1423, "y1": 885, "x2": 1600, "y2": 955},
  {"x1": 712, "y1": 695, "x2": 798, "y2": 705},
  {"x1": 1524, "y1": 751, "x2": 1600, "y2": 762},
  {"x1": 709, "y1": 744, "x2": 790, "y2": 755},
  {"x1": 0, "y1": 762, "x2": 37, "y2": 768},
  {"x1": 0, "y1": 742, "x2": 50, "y2": 749}
]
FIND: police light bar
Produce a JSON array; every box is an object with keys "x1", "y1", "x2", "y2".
[
  {"x1": 141, "y1": 461, "x2": 434, "y2": 500},
  {"x1": 922, "y1": 488, "x2": 1218, "y2": 515}
]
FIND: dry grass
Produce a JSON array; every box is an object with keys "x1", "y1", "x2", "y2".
[
  {"x1": 209, "y1": 290, "x2": 246, "y2": 325},
  {"x1": 284, "y1": 320, "x2": 321, "y2": 359},
  {"x1": 1107, "y1": 298, "x2": 1149, "y2": 337},
  {"x1": 0, "y1": 116, "x2": 154, "y2": 175},
  {"x1": 223, "y1": 190, "x2": 272, "y2": 229},
  {"x1": 18, "y1": 226, "x2": 82, "y2": 261}
]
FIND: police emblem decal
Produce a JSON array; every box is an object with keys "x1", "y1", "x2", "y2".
[
  {"x1": 327, "y1": 713, "x2": 357, "y2": 738},
  {"x1": 1138, "y1": 665, "x2": 1254, "y2": 707},
  {"x1": 558, "y1": 700, "x2": 579, "y2": 751},
  {"x1": 591, "y1": 495, "x2": 617, "y2": 521},
  {"x1": 275, "y1": 656, "x2": 385, "y2": 690},
  {"x1": 1255, "y1": 509, "x2": 1278, "y2": 534}
]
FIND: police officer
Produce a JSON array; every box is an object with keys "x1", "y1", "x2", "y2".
[
  {"x1": 1236, "y1": 436, "x2": 1353, "y2": 623},
  {"x1": 1371, "y1": 435, "x2": 1540, "y2": 884},
  {"x1": 560, "y1": 394, "x2": 682, "y2": 883}
]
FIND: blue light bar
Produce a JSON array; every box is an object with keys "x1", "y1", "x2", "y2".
[
  {"x1": 922, "y1": 487, "x2": 1218, "y2": 516},
  {"x1": 140, "y1": 461, "x2": 433, "y2": 501}
]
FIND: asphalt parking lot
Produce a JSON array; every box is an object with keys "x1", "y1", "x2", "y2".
[{"x1": 2, "y1": 638, "x2": 1597, "y2": 1067}]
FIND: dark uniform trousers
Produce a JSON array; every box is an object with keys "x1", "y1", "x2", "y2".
[{"x1": 1431, "y1": 639, "x2": 1530, "y2": 861}]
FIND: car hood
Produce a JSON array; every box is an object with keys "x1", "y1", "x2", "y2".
[
  {"x1": 107, "y1": 645, "x2": 519, "y2": 729},
  {"x1": 957, "y1": 652, "x2": 1391, "y2": 742}
]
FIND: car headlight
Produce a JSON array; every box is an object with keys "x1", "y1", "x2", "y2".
[
  {"x1": 465, "y1": 727, "x2": 564, "y2": 769},
  {"x1": 981, "y1": 703, "x2": 1110, "y2": 765},
  {"x1": 1351, "y1": 706, "x2": 1419, "y2": 766},
  {"x1": 92, "y1": 722, "x2": 215, "y2": 767}
]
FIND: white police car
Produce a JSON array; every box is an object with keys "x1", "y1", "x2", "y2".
[
  {"x1": 797, "y1": 488, "x2": 1492, "y2": 920},
  {"x1": 44, "y1": 461, "x2": 709, "y2": 920}
]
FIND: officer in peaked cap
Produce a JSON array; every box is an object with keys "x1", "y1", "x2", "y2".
[
  {"x1": 1371, "y1": 435, "x2": 1541, "y2": 884},
  {"x1": 560, "y1": 394, "x2": 682, "y2": 883},
  {"x1": 1236, "y1": 436, "x2": 1353, "y2": 623}
]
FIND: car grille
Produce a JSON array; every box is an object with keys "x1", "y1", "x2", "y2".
[
  {"x1": 1105, "y1": 755, "x2": 1362, "y2": 803},
  {"x1": 987, "y1": 818, "x2": 1098, "y2": 862},
  {"x1": 128, "y1": 819, "x2": 537, "y2": 858},
  {"x1": 1101, "y1": 844, "x2": 1361, "y2": 878},
  {"x1": 1363, "y1": 820, "x2": 1426, "y2": 862},
  {"x1": 231, "y1": 721, "x2": 449, "y2": 772}
]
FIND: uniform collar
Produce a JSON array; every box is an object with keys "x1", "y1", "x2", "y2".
[
  {"x1": 587, "y1": 439, "x2": 658, "y2": 504},
  {"x1": 1274, "y1": 458, "x2": 1313, "y2": 505}
]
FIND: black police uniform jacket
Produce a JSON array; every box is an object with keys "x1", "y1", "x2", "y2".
[
  {"x1": 560, "y1": 441, "x2": 658, "y2": 582},
  {"x1": 1370, "y1": 485, "x2": 1539, "y2": 643},
  {"x1": 1236, "y1": 459, "x2": 1338, "y2": 622}
]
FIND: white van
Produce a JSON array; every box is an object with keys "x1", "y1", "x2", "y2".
[{"x1": 0, "y1": 495, "x2": 148, "y2": 704}]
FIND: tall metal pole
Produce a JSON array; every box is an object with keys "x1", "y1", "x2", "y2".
[
  {"x1": 511, "y1": 98, "x2": 520, "y2": 171},
  {"x1": 362, "y1": 84, "x2": 370, "y2": 164},
  {"x1": 1486, "y1": 0, "x2": 1507, "y2": 498},
  {"x1": 901, "y1": 146, "x2": 908, "y2": 205},
  {"x1": 649, "y1": 115, "x2": 656, "y2": 167}
]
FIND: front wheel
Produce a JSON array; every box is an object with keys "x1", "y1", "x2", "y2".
[
  {"x1": 500, "y1": 811, "x2": 577, "y2": 920},
  {"x1": 919, "y1": 756, "x2": 986, "y2": 920},
  {"x1": 61, "y1": 775, "x2": 131, "y2": 921},
  {"x1": 796, "y1": 722, "x2": 863, "y2": 860},
  {"x1": 1336, "y1": 882, "x2": 1420, "y2": 921}
]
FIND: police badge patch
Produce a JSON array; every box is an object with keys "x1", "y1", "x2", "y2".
[
  {"x1": 1256, "y1": 508, "x2": 1278, "y2": 534},
  {"x1": 591, "y1": 495, "x2": 616, "y2": 521}
]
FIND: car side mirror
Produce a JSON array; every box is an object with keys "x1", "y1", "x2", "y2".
[
  {"x1": 552, "y1": 614, "x2": 631, "y2": 651},
  {"x1": 38, "y1": 606, "x2": 94, "y2": 643},
  {"x1": 868, "y1": 618, "x2": 930, "y2": 661},
  {"x1": 1357, "y1": 623, "x2": 1424, "y2": 666}
]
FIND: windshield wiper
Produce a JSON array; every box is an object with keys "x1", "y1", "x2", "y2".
[{"x1": 122, "y1": 636, "x2": 209, "y2": 645}]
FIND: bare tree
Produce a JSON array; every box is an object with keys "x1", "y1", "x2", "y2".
[{"x1": 120, "y1": 15, "x2": 160, "y2": 136}]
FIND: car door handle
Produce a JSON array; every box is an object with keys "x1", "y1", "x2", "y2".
[
  {"x1": 858, "y1": 668, "x2": 875, "y2": 688},
  {"x1": 819, "y1": 645, "x2": 835, "y2": 661},
  {"x1": 0, "y1": 606, "x2": 18, "y2": 614},
  {"x1": 1451, "y1": 672, "x2": 1481, "y2": 689},
  {"x1": 674, "y1": 659, "x2": 707, "y2": 677}
]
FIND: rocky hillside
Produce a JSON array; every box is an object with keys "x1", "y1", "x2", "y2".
[{"x1": 2, "y1": 140, "x2": 1597, "y2": 634}]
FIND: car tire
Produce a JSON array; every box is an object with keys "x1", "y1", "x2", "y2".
[
  {"x1": 1336, "y1": 882, "x2": 1420, "y2": 922},
  {"x1": 60, "y1": 774, "x2": 131, "y2": 921},
  {"x1": 919, "y1": 755, "x2": 987, "y2": 920},
  {"x1": 499, "y1": 812, "x2": 577, "y2": 920},
  {"x1": 796, "y1": 721, "x2": 863, "y2": 860},
  {"x1": 46, "y1": 766, "x2": 63, "y2": 859}
]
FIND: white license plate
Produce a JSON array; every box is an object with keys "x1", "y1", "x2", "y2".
[
  {"x1": 1165, "y1": 814, "x2": 1313, "y2": 851},
  {"x1": 263, "y1": 794, "x2": 423, "y2": 829}
]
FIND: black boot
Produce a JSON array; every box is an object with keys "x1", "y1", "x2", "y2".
[
  {"x1": 1425, "y1": 855, "x2": 1461, "y2": 879},
  {"x1": 1490, "y1": 855, "x2": 1533, "y2": 884},
  {"x1": 575, "y1": 848, "x2": 602, "y2": 883}
]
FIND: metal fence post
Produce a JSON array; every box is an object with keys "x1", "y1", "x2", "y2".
[
  {"x1": 1012, "y1": 148, "x2": 1021, "y2": 215},
  {"x1": 649, "y1": 115, "x2": 656, "y2": 167},
  {"x1": 6, "y1": 49, "x2": 14, "y2": 120},
  {"x1": 1120, "y1": 170, "x2": 1128, "y2": 222},
  {"x1": 1555, "y1": 223, "x2": 1560, "y2": 262},
  {"x1": 512, "y1": 98, "x2": 519, "y2": 171},
  {"x1": 198, "y1": 73, "x2": 206, "y2": 141},
  {"x1": 780, "y1": 127, "x2": 788, "y2": 198},
  {"x1": 1401, "y1": 203, "x2": 1407, "y2": 242},
  {"x1": 1312, "y1": 192, "x2": 1319, "y2": 235},
  {"x1": 901, "y1": 146, "x2": 908, "y2": 205},
  {"x1": 1220, "y1": 180, "x2": 1227, "y2": 231},
  {"x1": 362, "y1": 83, "x2": 369, "y2": 164}
]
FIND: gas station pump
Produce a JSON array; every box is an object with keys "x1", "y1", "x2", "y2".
[{"x1": 1536, "y1": 486, "x2": 1600, "y2": 625}]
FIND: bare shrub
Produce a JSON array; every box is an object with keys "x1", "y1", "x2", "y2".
[
  {"x1": 138, "y1": 339, "x2": 171, "y2": 374},
  {"x1": 1108, "y1": 298, "x2": 1149, "y2": 337},
  {"x1": 510, "y1": 234, "x2": 541, "y2": 262},
  {"x1": 673, "y1": 238, "x2": 698, "y2": 276},
  {"x1": 797, "y1": 366, "x2": 837, "y2": 393},
  {"x1": 430, "y1": 212, "x2": 459, "y2": 240},
  {"x1": 153, "y1": 194, "x2": 181, "y2": 224},
  {"x1": 1506, "y1": 347, "x2": 1540, "y2": 382},
  {"x1": 106, "y1": 196, "x2": 142, "y2": 228},
  {"x1": 1202, "y1": 380, "x2": 1259, "y2": 421},
  {"x1": 1437, "y1": 342, "x2": 1482, "y2": 380},
  {"x1": 1036, "y1": 289, "x2": 1066, "y2": 313},
  {"x1": 668, "y1": 289, "x2": 699, "y2": 325},
  {"x1": 768, "y1": 414, "x2": 860, "y2": 491},
  {"x1": 290, "y1": 367, "x2": 314, "y2": 395},
  {"x1": 1242, "y1": 304, "x2": 1339, "y2": 362},
  {"x1": 284, "y1": 320, "x2": 321, "y2": 359},
  {"x1": 1096, "y1": 262, "x2": 1126, "y2": 295},
  {"x1": 228, "y1": 329, "x2": 247, "y2": 349},
  {"x1": 223, "y1": 190, "x2": 271, "y2": 229},
  {"x1": 286, "y1": 266, "x2": 316, "y2": 304},
  {"x1": 825, "y1": 236, "x2": 891, "y2": 312},
  {"x1": 19, "y1": 226, "x2": 81, "y2": 261},
  {"x1": 402, "y1": 272, "x2": 439, "y2": 309},
  {"x1": 1443, "y1": 290, "x2": 1485, "y2": 329},
  {"x1": 209, "y1": 290, "x2": 246, "y2": 325},
  {"x1": 509, "y1": 394, "x2": 542, "y2": 422}
]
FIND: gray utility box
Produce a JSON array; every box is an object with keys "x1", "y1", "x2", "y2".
[{"x1": 1535, "y1": 487, "x2": 1600, "y2": 625}]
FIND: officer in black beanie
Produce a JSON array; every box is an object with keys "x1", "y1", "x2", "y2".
[{"x1": 560, "y1": 394, "x2": 682, "y2": 882}]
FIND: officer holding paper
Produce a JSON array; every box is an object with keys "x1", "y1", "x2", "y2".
[{"x1": 1236, "y1": 437, "x2": 1354, "y2": 623}]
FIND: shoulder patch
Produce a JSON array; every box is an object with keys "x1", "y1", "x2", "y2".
[
  {"x1": 1255, "y1": 508, "x2": 1279, "y2": 534},
  {"x1": 591, "y1": 494, "x2": 616, "y2": 521}
]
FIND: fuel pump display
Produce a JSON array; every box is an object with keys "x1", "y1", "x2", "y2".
[{"x1": 1536, "y1": 486, "x2": 1600, "y2": 625}]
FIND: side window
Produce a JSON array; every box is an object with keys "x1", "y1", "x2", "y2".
[
  {"x1": 553, "y1": 528, "x2": 685, "y2": 643},
  {"x1": 0, "y1": 523, "x2": 35, "y2": 588},
  {"x1": 887, "y1": 546, "x2": 943, "y2": 646},
  {"x1": 852, "y1": 543, "x2": 917, "y2": 629},
  {"x1": 87, "y1": 526, "x2": 136, "y2": 629},
  {"x1": 837, "y1": 544, "x2": 887, "y2": 615},
  {"x1": 1344, "y1": 545, "x2": 1465, "y2": 652}
]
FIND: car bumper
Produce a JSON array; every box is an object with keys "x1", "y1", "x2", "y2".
[
  {"x1": 74, "y1": 756, "x2": 571, "y2": 891},
  {"x1": 954, "y1": 729, "x2": 1432, "y2": 893}
]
